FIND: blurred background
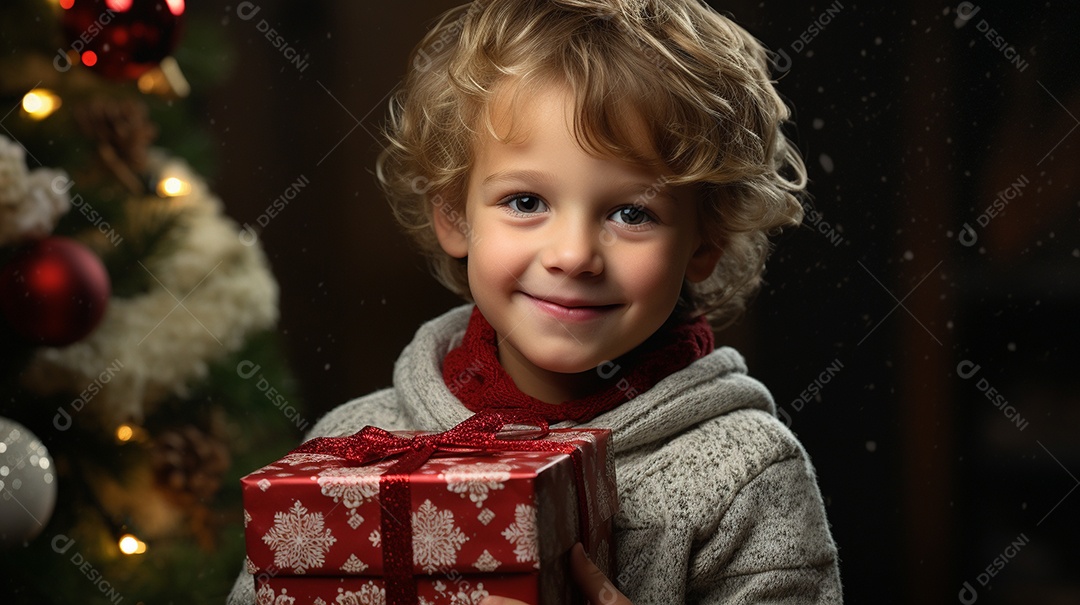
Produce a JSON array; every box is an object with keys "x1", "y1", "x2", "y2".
[{"x1": 0, "y1": 1, "x2": 1077, "y2": 603}]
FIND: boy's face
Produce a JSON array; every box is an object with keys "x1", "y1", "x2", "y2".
[{"x1": 434, "y1": 83, "x2": 721, "y2": 400}]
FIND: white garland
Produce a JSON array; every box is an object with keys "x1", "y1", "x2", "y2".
[
  {"x1": 0, "y1": 135, "x2": 70, "y2": 246},
  {"x1": 24, "y1": 152, "x2": 279, "y2": 426}
]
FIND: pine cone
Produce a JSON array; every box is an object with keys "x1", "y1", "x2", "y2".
[
  {"x1": 151, "y1": 425, "x2": 230, "y2": 504},
  {"x1": 74, "y1": 97, "x2": 158, "y2": 191}
]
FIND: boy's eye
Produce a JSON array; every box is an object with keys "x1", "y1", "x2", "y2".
[
  {"x1": 610, "y1": 206, "x2": 651, "y2": 225},
  {"x1": 505, "y1": 195, "x2": 547, "y2": 214}
]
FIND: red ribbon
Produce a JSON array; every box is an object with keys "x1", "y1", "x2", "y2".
[{"x1": 291, "y1": 410, "x2": 592, "y2": 605}]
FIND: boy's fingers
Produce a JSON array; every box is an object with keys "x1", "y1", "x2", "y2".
[
  {"x1": 571, "y1": 542, "x2": 630, "y2": 605},
  {"x1": 479, "y1": 597, "x2": 528, "y2": 605}
]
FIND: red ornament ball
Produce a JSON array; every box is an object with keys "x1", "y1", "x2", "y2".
[
  {"x1": 60, "y1": 0, "x2": 185, "y2": 81},
  {"x1": 0, "y1": 237, "x2": 111, "y2": 347}
]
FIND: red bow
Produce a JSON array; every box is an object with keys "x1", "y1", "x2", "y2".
[{"x1": 290, "y1": 410, "x2": 590, "y2": 605}]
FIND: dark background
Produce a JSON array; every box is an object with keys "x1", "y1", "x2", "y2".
[{"x1": 197, "y1": 2, "x2": 1080, "y2": 603}]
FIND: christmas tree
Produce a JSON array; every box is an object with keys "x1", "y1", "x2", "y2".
[{"x1": 0, "y1": 1, "x2": 305, "y2": 602}]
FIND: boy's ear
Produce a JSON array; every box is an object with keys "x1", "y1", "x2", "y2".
[
  {"x1": 431, "y1": 195, "x2": 470, "y2": 258},
  {"x1": 685, "y1": 242, "x2": 724, "y2": 283}
]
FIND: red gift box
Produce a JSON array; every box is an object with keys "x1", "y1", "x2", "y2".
[{"x1": 241, "y1": 411, "x2": 618, "y2": 605}]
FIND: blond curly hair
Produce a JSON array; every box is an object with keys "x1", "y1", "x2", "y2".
[{"x1": 377, "y1": 0, "x2": 805, "y2": 328}]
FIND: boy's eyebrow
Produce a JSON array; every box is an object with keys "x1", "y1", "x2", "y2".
[{"x1": 481, "y1": 169, "x2": 557, "y2": 187}]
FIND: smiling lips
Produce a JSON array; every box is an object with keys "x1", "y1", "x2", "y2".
[{"x1": 524, "y1": 293, "x2": 621, "y2": 322}]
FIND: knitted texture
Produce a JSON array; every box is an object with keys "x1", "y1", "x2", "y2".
[
  {"x1": 229, "y1": 305, "x2": 843, "y2": 603},
  {"x1": 442, "y1": 305, "x2": 715, "y2": 423}
]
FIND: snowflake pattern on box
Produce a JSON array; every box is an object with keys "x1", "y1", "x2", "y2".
[
  {"x1": 500, "y1": 503, "x2": 538, "y2": 564},
  {"x1": 340, "y1": 553, "x2": 368, "y2": 573},
  {"x1": 369, "y1": 529, "x2": 380, "y2": 548},
  {"x1": 317, "y1": 466, "x2": 382, "y2": 507},
  {"x1": 447, "y1": 581, "x2": 491, "y2": 605},
  {"x1": 256, "y1": 584, "x2": 296, "y2": 605},
  {"x1": 280, "y1": 452, "x2": 341, "y2": 466},
  {"x1": 244, "y1": 509, "x2": 252, "y2": 528},
  {"x1": 439, "y1": 462, "x2": 511, "y2": 508},
  {"x1": 335, "y1": 582, "x2": 384, "y2": 605},
  {"x1": 245, "y1": 555, "x2": 257, "y2": 574},
  {"x1": 477, "y1": 508, "x2": 495, "y2": 525},
  {"x1": 317, "y1": 465, "x2": 383, "y2": 530},
  {"x1": 473, "y1": 549, "x2": 501, "y2": 572},
  {"x1": 258, "y1": 478, "x2": 272, "y2": 492},
  {"x1": 412, "y1": 499, "x2": 468, "y2": 574},
  {"x1": 261, "y1": 500, "x2": 337, "y2": 574}
]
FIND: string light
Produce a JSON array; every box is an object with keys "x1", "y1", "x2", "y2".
[
  {"x1": 21, "y1": 89, "x2": 62, "y2": 121},
  {"x1": 115, "y1": 424, "x2": 134, "y2": 442},
  {"x1": 157, "y1": 176, "x2": 191, "y2": 198},
  {"x1": 118, "y1": 534, "x2": 147, "y2": 555}
]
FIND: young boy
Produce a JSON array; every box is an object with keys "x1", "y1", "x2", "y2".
[{"x1": 231, "y1": 0, "x2": 841, "y2": 602}]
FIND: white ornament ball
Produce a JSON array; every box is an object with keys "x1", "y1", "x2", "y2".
[{"x1": 0, "y1": 418, "x2": 57, "y2": 548}]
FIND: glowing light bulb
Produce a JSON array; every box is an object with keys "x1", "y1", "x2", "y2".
[
  {"x1": 21, "y1": 89, "x2": 62, "y2": 121},
  {"x1": 157, "y1": 176, "x2": 191, "y2": 197},
  {"x1": 118, "y1": 534, "x2": 147, "y2": 555},
  {"x1": 116, "y1": 424, "x2": 134, "y2": 442}
]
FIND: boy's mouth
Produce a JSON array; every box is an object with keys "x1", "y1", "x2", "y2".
[{"x1": 522, "y1": 293, "x2": 621, "y2": 321}]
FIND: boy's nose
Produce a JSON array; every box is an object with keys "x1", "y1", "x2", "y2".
[{"x1": 539, "y1": 219, "x2": 604, "y2": 277}]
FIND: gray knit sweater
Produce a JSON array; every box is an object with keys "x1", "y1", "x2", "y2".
[{"x1": 228, "y1": 305, "x2": 842, "y2": 603}]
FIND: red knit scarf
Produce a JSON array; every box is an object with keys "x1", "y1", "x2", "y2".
[{"x1": 442, "y1": 306, "x2": 714, "y2": 423}]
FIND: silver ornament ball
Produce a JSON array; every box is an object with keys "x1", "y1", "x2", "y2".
[{"x1": 0, "y1": 417, "x2": 57, "y2": 548}]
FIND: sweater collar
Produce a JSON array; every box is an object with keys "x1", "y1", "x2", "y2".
[{"x1": 393, "y1": 305, "x2": 775, "y2": 452}]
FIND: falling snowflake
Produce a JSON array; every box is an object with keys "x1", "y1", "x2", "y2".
[
  {"x1": 440, "y1": 462, "x2": 511, "y2": 508},
  {"x1": 334, "y1": 582, "x2": 385, "y2": 605},
  {"x1": 473, "y1": 549, "x2": 502, "y2": 572},
  {"x1": 256, "y1": 585, "x2": 295, "y2": 605},
  {"x1": 477, "y1": 508, "x2": 495, "y2": 526},
  {"x1": 317, "y1": 466, "x2": 383, "y2": 509},
  {"x1": 501, "y1": 504, "x2": 538, "y2": 564},
  {"x1": 340, "y1": 553, "x2": 368, "y2": 574},
  {"x1": 412, "y1": 499, "x2": 468, "y2": 574},
  {"x1": 261, "y1": 500, "x2": 337, "y2": 574}
]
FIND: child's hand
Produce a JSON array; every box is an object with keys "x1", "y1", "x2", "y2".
[{"x1": 479, "y1": 543, "x2": 632, "y2": 605}]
